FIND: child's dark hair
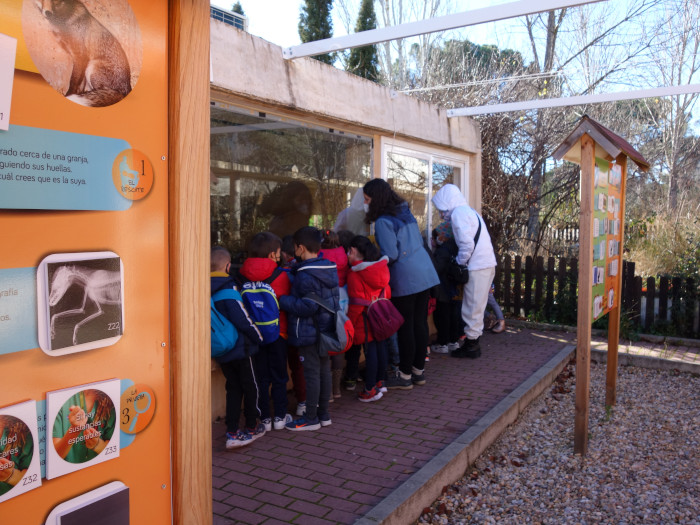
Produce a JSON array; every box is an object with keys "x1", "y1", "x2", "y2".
[
  {"x1": 321, "y1": 229, "x2": 339, "y2": 249},
  {"x1": 349, "y1": 235, "x2": 381, "y2": 262},
  {"x1": 293, "y1": 226, "x2": 323, "y2": 254},
  {"x1": 363, "y1": 178, "x2": 406, "y2": 224},
  {"x1": 336, "y1": 230, "x2": 354, "y2": 251},
  {"x1": 248, "y1": 231, "x2": 282, "y2": 258},
  {"x1": 281, "y1": 235, "x2": 295, "y2": 258}
]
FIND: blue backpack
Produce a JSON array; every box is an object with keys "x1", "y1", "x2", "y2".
[
  {"x1": 211, "y1": 288, "x2": 241, "y2": 358},
  {"x1": 238, "y1": 268, "x2": 282, "y2": 345}
]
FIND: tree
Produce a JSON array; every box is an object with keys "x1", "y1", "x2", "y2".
[
  {"x1": 231, "y1": 2, "x2": 244, "y2": 15},
  {"x1": 346, "y1": 0, "x2": 380, "y2": 81},
  {"x1": 299, "y1": 0, "x2": 335, "y2": 65}
]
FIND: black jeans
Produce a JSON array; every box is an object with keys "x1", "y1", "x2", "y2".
[
  {"x1": 254, "y1": 336, "x2": 289, "y2": 420},
  {"x1": 391, "y1": 289, "x2": 430, "y2": 376},
  {"x1": 219, "y1": 356, "x2": 260, "y2": 432},
  {"x1": 433, "y1": 299, "x2": 462, "y2": 345}
]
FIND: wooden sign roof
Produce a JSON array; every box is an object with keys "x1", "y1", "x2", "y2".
[{"x1": 552, "y1": 115, "x2": 650, "y2": 171}]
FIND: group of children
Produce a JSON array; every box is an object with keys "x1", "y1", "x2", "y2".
[
  {"x1": 211, "y1": 220, "x2": 505, "y2": 450},
  {"x1": 211, "y1": 226, "x2": 394, "y2": 449}
]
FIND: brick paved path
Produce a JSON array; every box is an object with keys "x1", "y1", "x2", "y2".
[{"x1": 212, "y1": 327, "x2": 575, "y2": 525}]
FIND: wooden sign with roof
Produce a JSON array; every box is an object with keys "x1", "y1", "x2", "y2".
[{"x1": 553, "y1": 115, "x2": 649, "y2": 455}]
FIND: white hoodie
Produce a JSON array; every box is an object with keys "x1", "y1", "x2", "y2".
[
  {"x1": 432, "y1": 184, "x2": 496, "y2": 270},
  {"x1": 333, "y1": 188, "x2": 368, "y2": 235}
]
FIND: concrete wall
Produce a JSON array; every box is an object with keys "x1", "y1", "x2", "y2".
[{"x1": 210, "y1": 21, "x2": 481, "y2": 155}]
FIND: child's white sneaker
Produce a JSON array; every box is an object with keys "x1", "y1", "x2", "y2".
[
  {"x1": 273, "y1": 414, "x2": 293, "y2": 430},
  {"x1": 447, "y1": 341, "x2": 462, "y2": 352},
  {"x1": 296, "y1": 402, "x2": 306, "y2": 416},
  {"x1": 261, "y1": 418, "x2": 272, "y2": 432},
  {"x1": 431, "y1": 344, "x2": 449, "y2": 354}
]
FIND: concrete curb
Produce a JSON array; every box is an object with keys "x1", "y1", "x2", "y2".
[
  {"x1": 355, "y1": 344, "x2": 576, "y2": 525},
  {"x1": 590, "y1": 348, "x2": 700, "y2": 375}
]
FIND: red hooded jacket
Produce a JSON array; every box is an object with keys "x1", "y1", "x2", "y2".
[
  {"x1": 347, "y1": 256, "x2": 391, "y2": 344},
  {"x1": 320, "y1": 246, "x2": 349, "y2": 287},
  {"x1": 240, "y1": 257, "x2": 291, "y2": 339}
]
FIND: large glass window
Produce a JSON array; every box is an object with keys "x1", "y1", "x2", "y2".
[
  {"x1": 381, "y1": 139, "x2": 469, "y2": 238},
  {"x1": 211, "y1": 102, "x2": 372, "y2": 260}
]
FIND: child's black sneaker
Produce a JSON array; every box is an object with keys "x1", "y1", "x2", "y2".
[{"x1": 385, "y1": 372, "x2": 413, "y2": 390}]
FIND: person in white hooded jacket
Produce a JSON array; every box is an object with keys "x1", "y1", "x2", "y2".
[{"x1": 432, "y1": 184, "x2": 496, "y2": 358}]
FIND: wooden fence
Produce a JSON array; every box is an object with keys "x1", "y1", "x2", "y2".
[{"x1": 495, "y1": 256, "x2": 699, "y2": 339}]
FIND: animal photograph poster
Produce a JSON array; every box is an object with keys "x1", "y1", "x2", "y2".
[
  {"x1": 0, "y1": 400, "x2": 42, "y2": 503},
  {"x1": 21, "y1": 0, "x2": 142, "y2": 108},
  {"x1": 46, "y1": 379, "x2": 120, "y2": 479},
  {"x1": 37, "y1": 251, "x2": 124, "y2": 355}
]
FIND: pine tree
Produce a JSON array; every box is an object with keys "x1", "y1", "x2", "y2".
[
  {"x1": 231, "y1": 2, "x2": 244, "y2": 15},
  {"x1": 298, "y1": 0, "x2": 335, "y2": 65},
  {"x1": 346, "y1": 0, "x2": 379, "y2": 81}
]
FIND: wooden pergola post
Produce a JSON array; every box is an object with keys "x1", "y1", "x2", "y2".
[{"x1": 169, "y1": 0, "x2": 212, "y2": 523}]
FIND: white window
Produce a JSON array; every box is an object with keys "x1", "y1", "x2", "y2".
[{"x1": 380, "y1": 137, "x2": 469, "y2": 238}]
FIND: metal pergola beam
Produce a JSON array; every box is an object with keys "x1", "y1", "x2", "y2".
[
  {"x1": 283, "y1": 0, "x2": 605, "y2": 60},
  {"x1": 446, "y1": 84, "x2": 700, "y2": 117}
]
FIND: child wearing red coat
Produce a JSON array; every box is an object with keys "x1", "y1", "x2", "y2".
[
  {"x1": 239, "y1": 232, "x2": 293, "y2": 430},
  {"x1": 347, "y1": 235, "x2": 391, "y2": 402}
]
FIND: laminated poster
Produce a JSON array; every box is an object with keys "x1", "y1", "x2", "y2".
[
  {"x1": 37, "y1": 252, "x2": 124, "y2": 356},
  {"x1": 46, "y1": 379, "x2": 120, "y2": 480},
  {"x1": 45, "y1": 481, "x2": 129, "y2": 525},
  {"x1": 0, "y1": 400, "x2": 42, "y2": 503}
]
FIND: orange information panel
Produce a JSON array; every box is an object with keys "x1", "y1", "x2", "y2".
[
  {"x1": 592, "y1": 158, "x2": 623, "y2": 321},
  {"x1": 0, "y1": 1, "x2": 171, "y2": 523}
]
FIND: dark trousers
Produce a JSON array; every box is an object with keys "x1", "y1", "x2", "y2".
[
  {"x1": 298, "y1": 344, "x2": 330, "y2": 421},
  {"x1": 344, "y1": 344, "x2": 362, "y2": 381},
  {"x1": 219, "y1": 356, "x2": 260, "y2": 432},
  {"x1": 392, "y1": 289, "x2": 430, "y2": 376},
  {"x1": 433, "y1": 299, "x2": 462, "y2": 345},
  {"x1": 254, "y1": 337, "x2": 289, "y2": 420},
  {"x1": 287, "y1": 344, "x2": 306, "y2": 403},
  {"x1": 363, "y1": 339, "x2": 387, "y2": 390}
]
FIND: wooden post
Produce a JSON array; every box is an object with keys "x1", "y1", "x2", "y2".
[
  {"x1": 169, "y1": 1, "x2": 212, "y2": 524},
  {"x1": 605, "y1": 155, "x2": 627, "y2": 407},
  {"x1": 574, "y1": 133, "x2": 595, "y2": 455}
]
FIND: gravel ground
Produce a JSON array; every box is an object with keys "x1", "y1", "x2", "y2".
[{"x1": 418, "y1": 361, "x2": 700, "y2": 525}]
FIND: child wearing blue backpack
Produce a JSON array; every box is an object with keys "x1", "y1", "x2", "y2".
[
  {"x1": 211, "y1": 246, "x2": 266, "y2": 449},
  {"x1": 239, "y1": 232, "x2": 293, "y2": 431},
  {"x1": 279, "y1": 227, "x2": 340, "y2": 431}
]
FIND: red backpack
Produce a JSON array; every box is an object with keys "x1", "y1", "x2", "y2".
[{"x1": 349, "y1": 289, "x2": 404, "y2": 342}]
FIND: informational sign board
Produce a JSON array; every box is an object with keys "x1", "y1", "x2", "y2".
[
  {"x1": 591, "y1": 158, "x2": 623, "y2": 321},
  {"x1": 0, "y1": 1, "x2": 171, "y2": 522}
]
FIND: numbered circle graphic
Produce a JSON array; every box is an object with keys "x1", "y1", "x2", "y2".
[
  {"x1": 52, "y1": 389, "x2": 116, "y2": 465},
  {"x1": 0, "y1": 416, "x2": 33, "y2": 497},
  {"x1": 21, "y1": 0, "x2": 142, "y2": 108},
  {"x1": 120, "y1": 384, "x2": 156, "y2": 434},
  {"x1": 112, "y1": 149, "x2": 154, "y2": 200}
]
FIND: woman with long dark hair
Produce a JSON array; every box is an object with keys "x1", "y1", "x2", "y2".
[{"x1": 362, "y1": 179, "x2": 439, "y2": 388}]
